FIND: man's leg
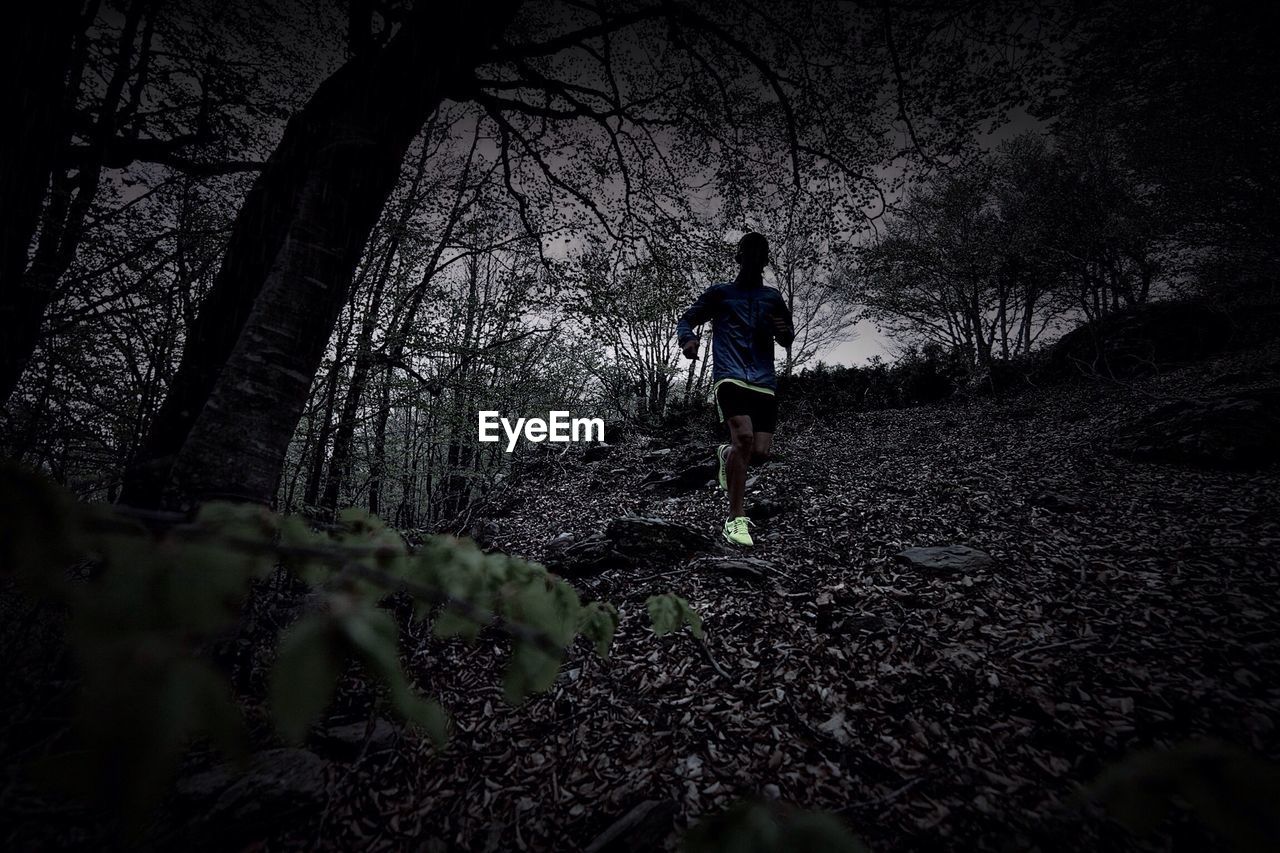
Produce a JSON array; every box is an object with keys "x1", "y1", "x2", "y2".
[
  {"x1": 725, "y1": 414, "x2": 754, "y2": 519},
  {"x1": 751, "y1": 431, "x2": 773, "y2": 464}
]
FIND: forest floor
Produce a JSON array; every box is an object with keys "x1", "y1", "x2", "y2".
[
  {"x1": 308, "y1": 343, "x2": 1280, "y2": 852},
  {"x1": 7, "y1": 346, "x2": 1278, "y2": 852}
]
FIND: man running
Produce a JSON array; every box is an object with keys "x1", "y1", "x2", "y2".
[{"x1": 676, "y1": 232, "x2": 794, "y2": 547}]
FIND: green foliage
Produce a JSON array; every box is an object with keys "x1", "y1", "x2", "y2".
[
  {"x1": 1089, "y1": 740, "x2": 1280, "y2": 852},
  {"x1": 647, "y1": 593, "x2": 704, "y2": 639},
  {"x1": 1, "y1": 462, "x2": 84, "y2": 593},
  {"x1": 683, "y1": 800, "x2": 868, "y2": 853},
  {"x1": 3, "y1": 464, "x2": 626, "y2": 818},
  {"x1": 339, "y1": 603, "x2": 448, "y2": 745},
  {"x1": 578, "y1": 601, "x2": 620, "y2": 658},
  {"x1": 271, "y1": 613, "x2": 342, "y2": 744}
]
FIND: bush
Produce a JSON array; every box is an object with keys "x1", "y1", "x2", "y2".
[
  {"x1": 894, "y1": 343, "x2": 966, "y2": 404},
  {"x1": 777, "y1": 362, "x2": 871, "y2": 415},
  {"x1": 0, "y1": 463, "x2": 703, "y2": 824},
  {"x1": 1043, "y1": 300, "x2": 1234, "y2": 380}
]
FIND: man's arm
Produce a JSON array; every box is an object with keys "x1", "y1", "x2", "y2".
[
  {"x1": 676, "y1": 285, "x2": 721, "y2": 357},
  {"x1": 770, "y1": 293, "x2": 796, "y2": 348}
]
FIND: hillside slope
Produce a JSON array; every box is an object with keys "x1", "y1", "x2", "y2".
[{"x1": 310, "y1": 345, "x2": 1280, "y2": 852}]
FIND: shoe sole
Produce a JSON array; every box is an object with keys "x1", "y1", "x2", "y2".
[{"x1": 721, "y1": 529, "x2": 752, "y2": 547}]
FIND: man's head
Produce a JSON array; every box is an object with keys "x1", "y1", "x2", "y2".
[{"x1": 734, "y1": 232, "x2": 770, "y2": 271}]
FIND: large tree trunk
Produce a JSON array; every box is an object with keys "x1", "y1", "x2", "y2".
[
  {"x1": 123, "y1": 2, "x2": 519, "y2": 509},
  {"x1": 0, "y1": 1, "x2": 90, "y2": 404}
]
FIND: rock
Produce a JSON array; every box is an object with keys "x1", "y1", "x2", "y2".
[
  {"x1": 543, "y1": 532, "x2": 628, "y2": 577},
  {"x1": 687, "y1": 555, "x2": 776, "y2": 583},
  {"x1": 546, "y1": 532, "x2": 576, "y2": 553},
  {"x1": 641, "y1": 443, "x2": 721, "y2": 492},
  {"x1": 314, "y1": 718, "x2": 401, "y2": 761},
  {"x1": 1030, "y1": 491, "x2": 1085, "y2": 513},
  {"x1": 545, "y1": 517, "x2": 716, "y2": 577},
  {"x1": 584, "y1": 799, "x2": 677, "y2": 853},
  {"x1": 583, "y1": 443, "x2": 614, "y2": 463},
  {"x1": 896, "y1": 545, "x2": 994, "y2": 573},
  {"x1": 604, "y1": 516, "x2": 715, "y2": 559},
  {"x1": 643, "y1": 460, "x2": 717, "y2": 491},
  {"x1": 1111, "y1": 390, "x2": 1280, "y2": 470},
  {"x1": 174, "y1": 748, "x2": 328, "y2": 841}
]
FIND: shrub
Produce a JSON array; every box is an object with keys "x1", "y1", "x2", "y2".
[{"x1": 0, "y1": 463, "x2": 698, "y2": 823}]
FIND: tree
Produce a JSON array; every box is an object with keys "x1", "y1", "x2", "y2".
[
  {"x1": 110, "y1": 0, "x2": 1070, "y2": 509},
  {"x1": 1, "y1": 0, "x2": 270, "y2": 408},
  {"x1": 1044, "y1": 0, "x2": 1280, "y2": 273},
  {"x1": 573, "y1": 243, "x2": 698, "y2": 422},
  {"x1": 739, "y1": 188, "x2": 860, "y2": 375},
  {"x1": 121, "y1": 3, "x2": 521, "y2": 508},
  {"x1": 852, "y1": 160, "x2": 1011, "y2": 370}
]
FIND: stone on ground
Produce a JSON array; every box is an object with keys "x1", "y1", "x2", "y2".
[
  {"x1": 545, "y1": 517, "x2": 715, "y2": 577},
  {"x1": 896, "y1": 545, "x2": 994, "y2": 573},
  {"x1": 173, "y1": 748, "x2": 328, "y2": 842},
  {"x1": 584, "y1": 799, "x2": 677, "y2": 853},
  {"x1": 314, "y1": 718, "x2": 401, "y2": 761},
  {"x1": 687, "y1": 554, "x2": 777, "y2": 582}
]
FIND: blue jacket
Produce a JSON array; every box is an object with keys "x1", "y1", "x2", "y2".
[{"x1": 676, "y1": 276, "x2": 795, "y2": 390}]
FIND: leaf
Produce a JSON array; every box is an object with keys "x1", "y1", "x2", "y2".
[
  {"x1": 647, "y1": 594, "x2": 680, "y2": 637},
  {"x1": 647, "y1": 593, "x2": 704, "y2": 639},
  {"x1": 432, "y1": 606, "x2": 483, "y2": 642},
  {"x1": 271, "y1": 613, "x2": 341, "y2": 743},
  {"x1": 503, "y1": 575, "x2": 581, "y2": 647},
  {"x1": 503, "y1": 643, "x2": 562, "y2": 705},
  {"x1": 192, "y1": 500, "x2": 279, "y2": 578},
  {"x1": 683, "y1": 799, "x2": 868, "y2": 853},
  {"x1": 1089, "y1": 740, "x2": 1280, "y2": 850},
  {"x1": 78, "y1": 654, "x2": 247, "y2": 829},
  {"x1": 164, "y1": 534, "x2": 260, "y2": 634},
  {"x1": 341, "y1": 606, "x2": 447, "y2": 744},
  {"x1": 279, "y1": 516, "x2": 331, "y2": 588},
  {"x1": 0, "y1": 462, "x2": 82, "y2": 592},
  {"x1": 336, "y1": 506, "x2": 382, "y2": 533},
  {"x1": 394, "y1": 692, "x2": 449, "y2": 747},
  {"x1": 578, "y1": 601, "x2": 619, "y2": 658}
]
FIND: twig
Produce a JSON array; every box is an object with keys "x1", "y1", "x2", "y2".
[
  {"x1": 1009, "y1": 636, "x2": 1098, "y2": 661},
  {"x1": 82, "y1": 512, "x2": 564, "y2": 656},
  {"x1": 844, "y1": 775, "x2": 924, "y2": 811},
  {"x1": 692, "y1": 633, "x2": 733, "y2": 683},
  {"x1": 337, "y1": 562, "x2": 563, "y2": 657}
]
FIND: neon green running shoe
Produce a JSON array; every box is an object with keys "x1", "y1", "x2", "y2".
[
  {"x1": 717, "y1": 443, "x2": 729, "y2": 491},
  {"x1": 722, "y1": 516, "x2": 753, "y2": 547}
]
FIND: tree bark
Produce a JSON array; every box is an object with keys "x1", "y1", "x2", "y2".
[
  {"x1": 123, "y1": 1, "x2": 520, "y2": 508},
  {"x1": 0, "y1": 1, "x2": 91, "y2": 405}
]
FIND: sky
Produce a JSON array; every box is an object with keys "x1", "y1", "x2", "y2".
[
  {"x1": 824, "y1": 319, "x2": 893, "y2": 366},
  {"x1": 808, "y1": 106, "x2": 1048, "y2": 368}
]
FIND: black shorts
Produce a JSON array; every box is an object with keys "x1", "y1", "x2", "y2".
[{"x1": 715, "y1": 382, "x2": 778, "y2": 433}]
